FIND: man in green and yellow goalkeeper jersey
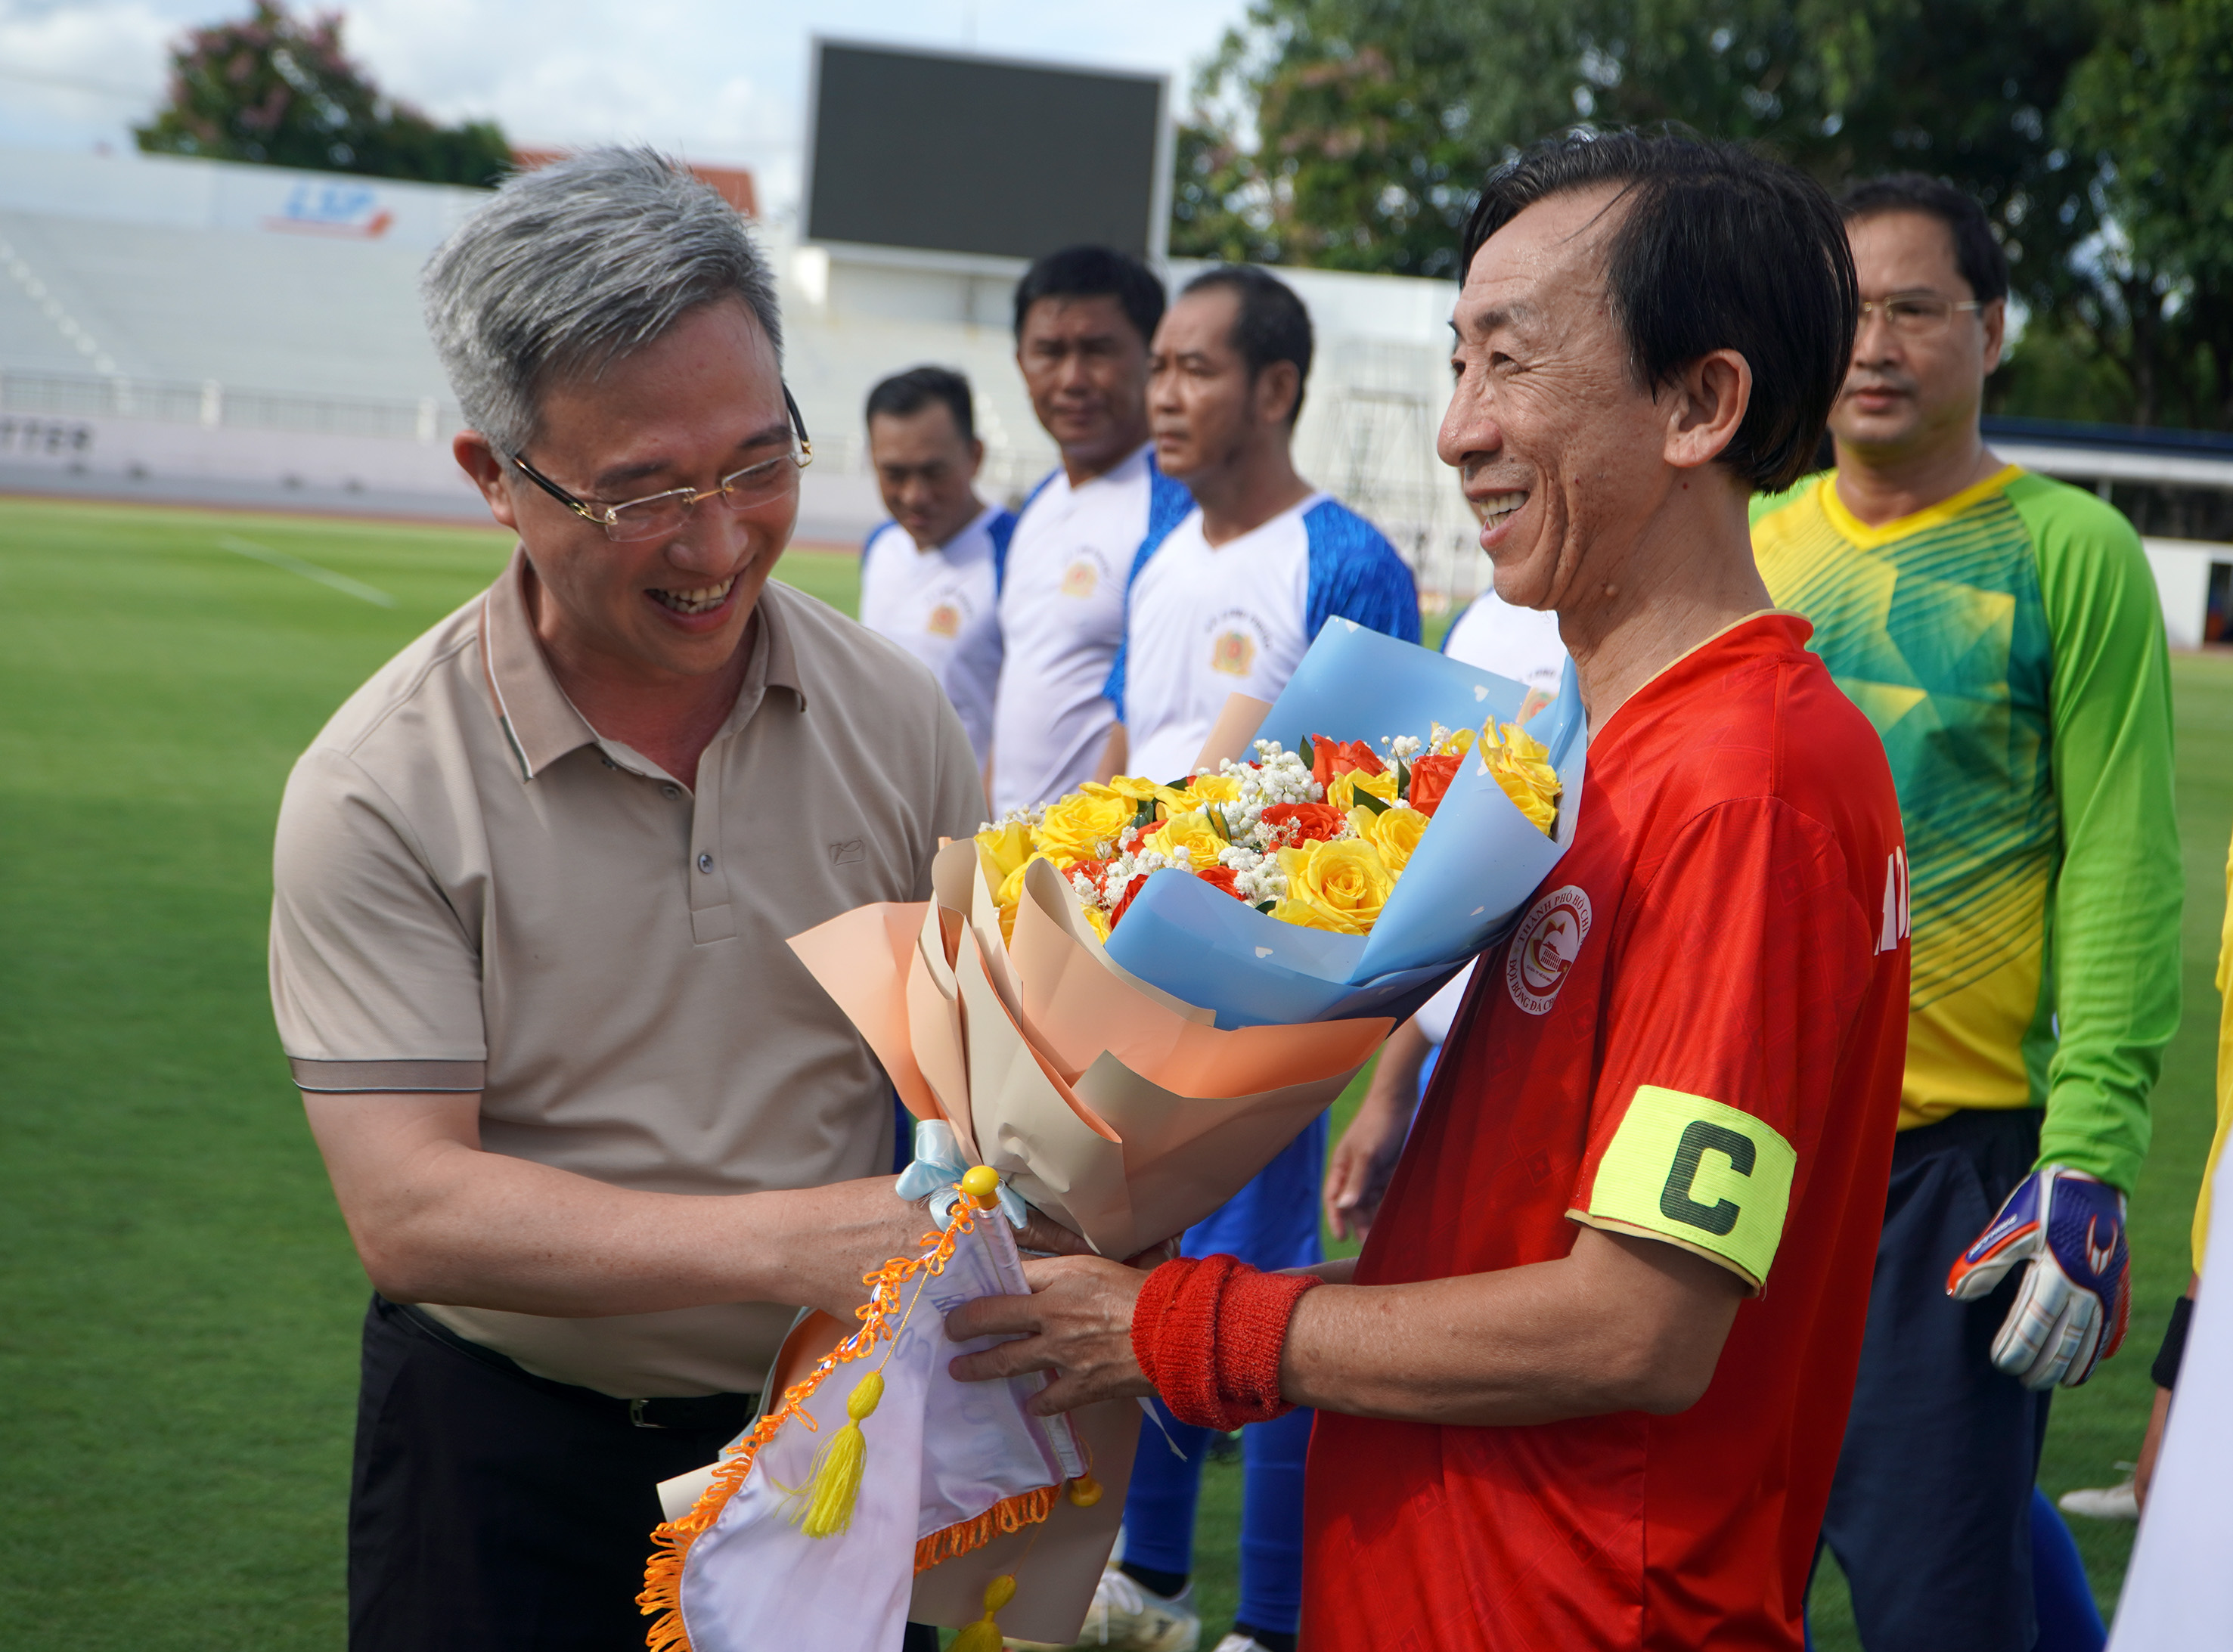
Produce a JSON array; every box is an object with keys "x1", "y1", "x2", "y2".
[{"x1": 1753, "y1": 173, "x2": 2180, "y2": 1651}]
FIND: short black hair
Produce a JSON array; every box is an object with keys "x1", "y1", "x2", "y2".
[
  {"x1": 1459, "y1": 128, "x2": 1859, "y2": 494},
  {"x1": 1178, "y1": 265, "x2": 1315, "y2": 422},
  {"x1": 1838, "y1": 172, "x2": 2009, "y2": 305},
  {"x1": 864, "y1": 364, "x2": 975, "y2": 445},
  {"x1": 1011, "y1": 246, "x2": 1165, "y2": 347}
]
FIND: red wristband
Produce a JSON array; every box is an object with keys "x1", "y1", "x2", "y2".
[{"x1": 1130, "y1": 1254, "x2": 1322, "y2": 1430}]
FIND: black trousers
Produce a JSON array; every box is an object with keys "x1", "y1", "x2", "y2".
[
  {"x1": 350, "y1": 1296, "x2": 941, "y2": 1652},
  {"x1": 1819, "y1": 1109, "x2": 2053, "y2": 1652}
]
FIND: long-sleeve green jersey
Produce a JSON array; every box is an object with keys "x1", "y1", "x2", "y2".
[{"x1": 1751, "y1": 465, "x2": 2179, "y2": 1193}]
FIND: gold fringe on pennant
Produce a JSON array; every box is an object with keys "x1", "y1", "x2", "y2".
[
  {"x1": 913, "y1": 1483, "x2": 1061, "y2": 1573},
  {"x1": 637, "y1": 1202, "x2": 978, "y2": 1652}
]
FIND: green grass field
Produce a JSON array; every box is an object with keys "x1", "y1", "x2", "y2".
[{"x1": 1, "y1": 494, "x2": 2225, "y2": 1649}]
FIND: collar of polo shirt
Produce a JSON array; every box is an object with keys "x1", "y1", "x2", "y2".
[{"x1": 477, "y1": 547, "x2": 808, "y2": 784}]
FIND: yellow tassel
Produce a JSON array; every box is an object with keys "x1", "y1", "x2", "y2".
[
  {"x1": 791, "y1": 1370, "x2": 884, "y2": 1538},
  {"x1": 948, "y1": 1573, "x2": 1018, "y2": 1652},
  {"x1": 1066, "y1": 1473, "x2": 1104, "y2": 1508}
]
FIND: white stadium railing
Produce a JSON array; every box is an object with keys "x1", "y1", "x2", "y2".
[{"x1": 0, "y1": 366, "x2": 456, "y2": 444}]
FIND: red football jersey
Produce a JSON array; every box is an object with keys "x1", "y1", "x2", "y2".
[{"x1": 1304, "y1": 613, "x2": 1909, "y2": 1651}]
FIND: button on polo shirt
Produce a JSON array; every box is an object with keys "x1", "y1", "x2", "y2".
[{"x1": 270, "y1": 550, "x2": 983, "y2": 1396}]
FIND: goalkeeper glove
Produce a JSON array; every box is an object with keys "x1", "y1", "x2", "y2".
[{"x1": 1946, "y1": 1164, "x2": 2129, "y2": 1390}]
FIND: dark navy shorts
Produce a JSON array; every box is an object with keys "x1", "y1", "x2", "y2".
[{"x1": 1820, "y1": 1107, "x2": 2050, "y2": 1652}]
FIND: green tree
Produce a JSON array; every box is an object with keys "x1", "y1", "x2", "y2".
[
  {"x1": 1172, "y1": 0, "x2": 2104, "y2": 313},
  {"x1": 135, "y1": 2, "x2": 510, "y2": 188},
  {"x1": 2057, "y1": 0, "x2": 2233, "y2": 426}
]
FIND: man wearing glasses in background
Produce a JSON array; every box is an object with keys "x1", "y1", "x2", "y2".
[
  {"x1": 268, "y1": 150, "x2": 1081, "y2": 1652},
  {"x1": 1754, "y1": 173, "x2": 2179, "y2": 1652}
]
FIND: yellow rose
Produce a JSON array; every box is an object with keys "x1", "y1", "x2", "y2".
[
  {"x1": 1430, "y1": 723, "x2": 1476, "y2": 758},
  {"x1": 1325, "y1": 766, "x2": 1400, "y2": 811},
  {"x1": 1104, "y1": 773, "x2": 1196, "y2": 816},
  {"x1": 1082, "y1": 903, "x2": 1113, "y2": 942},
  {"x1": 1274, "y1": 838, "x2": 1394, "y2": 934},
  {"x1": 1035, "y1": 785, "x2": 1135, "y2": 864},
  {"x1": 994, "y1": 851, "x2": 1059, "y2": 946},
  {"x1": 1269, "y1": 897, "x2": 1351, "y2": 933},
  {"x1": 1143, "y1": 811, "x2": 1226, "y2": 872},
  {"x1": 1348, "y1": 802, "x2": 1428, "y2": 872},
  {"x1": 1186, "y1": 772, "x2": 1242, "y2": 804},
  {"x1": 974, "y1": 818, "x2": 1036, "y2": 892},
  {"x1": 1478, "y1": 721, "x2": 1562, "y2": 836}
]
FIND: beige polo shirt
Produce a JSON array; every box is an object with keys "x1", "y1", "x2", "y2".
[{"x1": 271, "y1": 550, "x2": 982, "y2": 1397}]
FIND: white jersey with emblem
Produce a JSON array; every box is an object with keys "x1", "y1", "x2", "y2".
[
  {"x1": 1441, "y1": 585, "x2": 1568, "y2": 696},
  {"x1": 858, "y1": 503, "x2": 1006, "y2": 767},
  {"x1": 991, "y1": 443, "x2": 1167, "y2": 814},
  {"x1": 1118, "y1": 493, "x2": 1329, "y2": 783}
]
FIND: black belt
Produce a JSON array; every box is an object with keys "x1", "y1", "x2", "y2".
[{"x1": 384, "y1": 1297, "x2": 759, "y2": 1433}]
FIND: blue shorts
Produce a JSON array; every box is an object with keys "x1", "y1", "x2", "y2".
[{"x1": 1180, "y1": 1113, "x2": 1326, "y2": 1272}]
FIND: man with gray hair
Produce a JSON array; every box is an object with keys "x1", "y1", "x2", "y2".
[{"x1": 269, "y1": 148, "x2": 1080, "y2": 1650}]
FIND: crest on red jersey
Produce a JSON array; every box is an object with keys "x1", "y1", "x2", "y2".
[{"x1": 1507, "y1": 884, "x2": 1592, "y2": 1015}]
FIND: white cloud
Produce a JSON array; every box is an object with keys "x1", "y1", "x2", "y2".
[{"x1": 0, "y1": 0, "x2": 1249, "y2": 209}]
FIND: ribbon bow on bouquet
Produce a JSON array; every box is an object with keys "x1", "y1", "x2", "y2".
[{"x1": 896, "y1": 1120, "x2": 1028, "y2": 1230}]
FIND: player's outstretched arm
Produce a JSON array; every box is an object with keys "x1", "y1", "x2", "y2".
[
  {"x1": 1324, "y1": 1018, "x2": 1431, "y2": 1241},
  {"x1": 945, "y1": 1224, "x2": 1744, "y2": 1425},
  {"x1": 305, "y1": 1090, "x2": 1090, "y2": 1325},
  {"x1": 1280, "y1": 1225, "x2": 1745, "y2": 1424}
]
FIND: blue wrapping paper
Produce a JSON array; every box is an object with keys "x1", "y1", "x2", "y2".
[{"x1": 1100, "y1": 618, "x2": 1588, "y2": 1027}]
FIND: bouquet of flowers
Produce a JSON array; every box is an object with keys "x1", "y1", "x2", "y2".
[
  {"x1": 642, "y1": 619, "x2": 1589, "y2": 1651},
  {"x1": 975, "y1": 717, "x2": 1559, "y2": 949}
]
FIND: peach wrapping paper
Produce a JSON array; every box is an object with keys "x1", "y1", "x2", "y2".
[{"x1": 789, "y1": 842, "x2": 1388, "y2": 1261}]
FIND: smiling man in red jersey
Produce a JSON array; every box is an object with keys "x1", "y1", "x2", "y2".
[
  {"x1": 944, "y1": 130, "x2": 1911, "y2": 1651},
  {"x1": 268, "y1": 150, "x2": 1085, "y2": 1652}
]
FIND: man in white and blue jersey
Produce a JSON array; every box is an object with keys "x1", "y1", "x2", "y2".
[
  {"x1": 859, "y1": 366, "x2": 1013, "y2": 776},
  {"x1": 988, "y1": 247, "x2": 1192, "y2": 817},
  {"x1": 1087, "y1": 266, "x2": 1417, "y2": 1652},
  {"x1": 1099, "y1": 268, "x2": 1419, "y2": 783}
]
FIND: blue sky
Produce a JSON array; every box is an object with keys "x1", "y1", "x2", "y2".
[{"x1": 0, "y1": 0, "x2": 1254, "y2": 215}]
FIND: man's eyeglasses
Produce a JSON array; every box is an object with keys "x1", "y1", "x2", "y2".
[
  {"x1": 510, "y1": 387, "x2": 814, "y2": 544},
  {"x1": 1858, "y1": 294, "x2": 1987, "y2": 337}
]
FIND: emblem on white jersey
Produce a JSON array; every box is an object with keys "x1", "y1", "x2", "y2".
[
  {"x1": 1211, "y1": 630, "x2": 1256, "y2": 676},
  {"x1": 1060, "y1": 559, "x2": 1099, "y2": 599},
  {"x1": 1877, "y1": 845, "x2": 1910, "y2": 955},
  {"x1": 926, "y1": 602, "x2": 960, "y2": 638},
  {"x1": 1507, "y1": 884, "x2": 1592, "y2": 1015}
]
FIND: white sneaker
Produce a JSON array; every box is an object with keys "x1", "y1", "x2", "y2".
[
  {"x1": 1046, "y1": 1566, "x2": 1200, "y2": 1650},
  {"x1": 2058, "y1": 1473, "x2": 2139, "y2": 1521},
  {"x1": 1210, "y1": 1637, "x2": 1275, "y2": 1652}
]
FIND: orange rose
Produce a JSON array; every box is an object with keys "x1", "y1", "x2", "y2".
[
  {"x1": 1261, "y1": 802, "x2": 1348, "y2": 845},
  {"x1": 1407, "y1": 753, "x2": 1460, "y2": 816},
  {"x1": 1309, "y1": 735, "x2": 1385, "y2": 790},
  {"x1": 1195, "y1": 864, "x2": 1248, "y2": 901},
  {"x1": 1304, "y1": 736, "x2": 1375, "y2": 795}
]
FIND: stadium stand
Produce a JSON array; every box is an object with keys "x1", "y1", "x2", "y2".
[{"x1": 0, "y1": 144, "x2": 1477, "y2": 594}]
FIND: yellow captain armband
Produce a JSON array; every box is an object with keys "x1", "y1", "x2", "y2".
[{"x1": 1572, "y1": 1086, "x2": 1797, "y2": 1291}]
